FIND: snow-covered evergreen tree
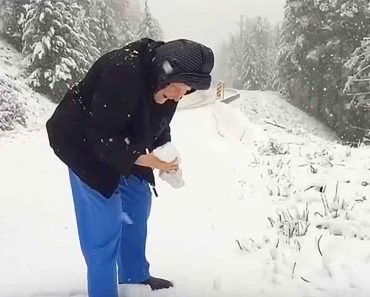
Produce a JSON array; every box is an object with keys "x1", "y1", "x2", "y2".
[
  {"x1": 74, "y1": 1, "x2": 100, "y2": 58},
  {"x1": 249, "y1": 16, "x2": 276, "y2": 89},
  {"x1": 22, "y1": 0, "x2": 99, "y2": 101},
  {"x1": 345, "y1": 37, "x2": 370, "y2": 101},
  {"x1": 117, "y1": 18, "x2": 138, "y2": 46},
  {"x1": 344, "y1": 36, "x2": 370, "y2": 143},
  {"x1": 110, "y1": 0, "x2": 139, "y2": 46},
  {"x1": 250, "y1": 17, "x2": 271, "y2": 57},
  {"x1": 276, "y1": 0, "x2": 370, "y2": 143},
  {"x1": 137, "y1": 0, "x2": 163, "y2": 40},
  {"x1": 87, "y1": 0, "x2": 117, "y2": 54},
  {"x1": 223, "y1": 16, "x2": 272, "y2": 90},
  {"x1": 227, "y1": 37, "x2": 244, "y2": 89},
  {"x1": 227, "y1": 35, "x2": 268, "y2": 90},
  {"x1": 0, "y1": 0, "x2": 28, "y2": 51},
  {"x1": 275, "y1": 0, "x2": 319, "y2": 108},
  {"x1": 269, "y1": 22, "x2": 282, "y2": 90},
  {"x1": 242, "y1": 41, "x2": 268, "y2": 90}
]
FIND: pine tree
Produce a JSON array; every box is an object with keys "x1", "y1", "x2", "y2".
[
  {"x1": 228, "y1": 37, "x2": 244, "y2": 89},
  {"x1": 0, "y1": 0, "x2": 28, "y2": 51},
  {"x1": 117, "y1": 18, "x2": 137, "y2": 46},
  {"x1": 276, "y1": 0, "x2": 370, "y2": 143},
  {"x1": 137, "y1": 0, "x2": 163, "y2": 40},
  {"x1": 227, "y1": 16, "x2": 271, "y2": 90},
  {"x1": 227, "y1": 35, "x2": 268, "y2": 90},
  {"x1": 269, "y1": 22, "x2": 282, "y2": 90},
  {"x1": 241, "y1": 37, "x2": 268, "y2": 90},
  {"x1": 344, "y1": 36, "x2": 370, "y2": 143},
  {"x1": 250, "y1": 17, "x2": 271, "y2": 57},
  {"x1": 22, "y1": 0, "x2": 98, "y2": 100},
  {"x1": 74, "y1": 0, "x2": 100, "y2": 59},
  {"x1": 314, "y1": 0, "x2": 370, "y2": 126},
  {"x1": 345, "y1": 37, "x2": 370, "y2": 101},
  {"x1": 89, "y1": 0, "x2": 117, "y2": 53},
  {"x1": 249, "y1": 16, "x2": 275, "y2": 89},
  {"x1": 77, "y1": 0, "x2": 117, "y2": 54},
  {"x1": 275, "y1": 0, "x2": 321, "y2": 110},
  {"x1": 111, "y1": 0, "x2": 138, "y2": 46}
]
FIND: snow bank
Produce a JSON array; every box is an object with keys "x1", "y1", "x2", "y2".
[{"x1": 212, "y1": 94, "x2": 370, "y2": 297}]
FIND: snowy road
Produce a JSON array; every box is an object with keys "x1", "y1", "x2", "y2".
[{"x1": 177, "y1": 88, "x2": 240, "y2": 110}]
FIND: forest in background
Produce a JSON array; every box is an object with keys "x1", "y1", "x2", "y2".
[
  {"x1": 1, "y1": 0, "x2": 369, "y2": 144},
  {"x1": 217, "y1": 0, "x2": 370, "y2": 145},
  {"x1": 0, "y1": 0, "x2": 162, "y2": 99}
]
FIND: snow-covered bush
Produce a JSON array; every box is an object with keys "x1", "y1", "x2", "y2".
[
  {"x1": 0, "y1": 77, "x2": 26, "y2": 131},
  {"x1": 269, "y1": 205, "x2": 310, "y2": 240},
  {"x1": 258, "y1": 139, "x2": 290, "y2": 156}
]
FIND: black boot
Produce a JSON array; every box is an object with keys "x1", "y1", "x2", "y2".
[{"x1": 141, "y1": 276, "x2": 174, "y2": 290}]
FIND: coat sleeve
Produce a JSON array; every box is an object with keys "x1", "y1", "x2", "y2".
[
  {"x1": 85, "y1": 67, "x2": 144, "y2": 176},
  {"x1": 152, "y1": 125, "x2": 171, "y2": 149}
]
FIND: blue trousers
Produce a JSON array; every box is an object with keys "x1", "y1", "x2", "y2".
[{"x1": 68, "y1": 169, "x2": 152, "y2": 297}]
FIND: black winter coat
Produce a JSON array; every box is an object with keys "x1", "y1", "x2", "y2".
[{"x1": 46, "y1": 39, "x2": 178, "y2": 198}]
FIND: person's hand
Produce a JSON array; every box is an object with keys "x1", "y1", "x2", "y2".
[{"x1": 135, "y1": 153, "x2": 179, "y2": 171}]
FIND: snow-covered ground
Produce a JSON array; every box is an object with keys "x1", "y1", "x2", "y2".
[{"x1": 1, "y1": 41, "x2": 370, "y2": 297}]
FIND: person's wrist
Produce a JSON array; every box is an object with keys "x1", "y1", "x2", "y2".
[{"x1": 135, "y1": 154, "x2": 150, "y2": 166}]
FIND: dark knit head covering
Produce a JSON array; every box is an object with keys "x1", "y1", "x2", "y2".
[{"x1": 152, "y1": 39, "x2": 214, "y2": 92}]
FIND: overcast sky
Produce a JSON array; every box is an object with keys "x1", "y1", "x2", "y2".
[{"x1": 140, "y1": 0, "x2": 286, "y2": 49}]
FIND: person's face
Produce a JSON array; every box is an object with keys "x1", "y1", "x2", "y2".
[{"x1": 154, "y1": 83, "x2": 192, "y2": 104}]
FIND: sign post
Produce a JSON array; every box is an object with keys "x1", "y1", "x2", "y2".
[{"x1": 216, "y1": 81, "x2": 225, "y2": 101}]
